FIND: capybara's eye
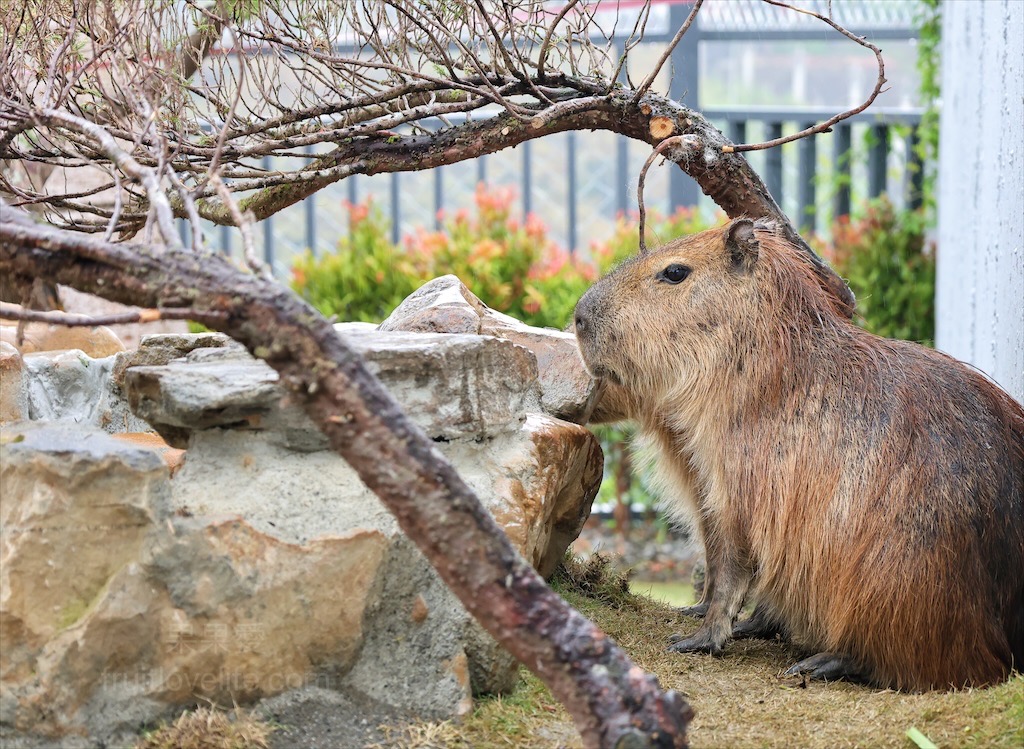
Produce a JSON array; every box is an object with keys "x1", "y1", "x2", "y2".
[{"x1": 658, "y1": 264, "x2": 691, "y2": 284}]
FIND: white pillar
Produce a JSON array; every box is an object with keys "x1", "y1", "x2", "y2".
[{"x1": 936, "y1": 0, "x2": 1024, "y2": 403}]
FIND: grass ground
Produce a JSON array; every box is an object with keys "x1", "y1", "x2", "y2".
[{"x1": 375, "y1": 557, "x2": 1024, "y2": 749}]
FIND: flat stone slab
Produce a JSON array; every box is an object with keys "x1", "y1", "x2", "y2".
[{"x1": 125, "y1": 328, "x2": 541, "y2": 448}]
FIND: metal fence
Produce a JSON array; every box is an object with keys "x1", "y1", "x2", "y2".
[{"x1": 184, "y1": 0, "x2": 926, "y2": 277}]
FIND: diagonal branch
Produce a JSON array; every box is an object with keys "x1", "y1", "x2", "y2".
[{"x1": 0, "y1": 209, "x2": 693, "y2": 749}]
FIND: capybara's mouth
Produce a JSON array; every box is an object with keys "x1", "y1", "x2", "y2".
[{"x1": 589, "y1": 364, "x2": 623, "y2": 386}]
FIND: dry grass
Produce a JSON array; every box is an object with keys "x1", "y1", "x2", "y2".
[
  {"x1": 135, "y1": 706, "x2": 276, "y2": 749},
  {"x1": 380, "y1": 556, "x2": 1024, "y2": 749}
]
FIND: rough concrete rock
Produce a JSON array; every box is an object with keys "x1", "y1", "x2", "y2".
[
  {"x1": 111, "y1": 332, "x2": 239, "y2": 390},
  {"x1": 126, "y1": 328, "x2": 541, "y2": 448},
  {"x1": 0, "y1": 342, "x2": 25, "y2": 423},
  {"x1": 21, "y1": 350, "x2": 150, "y2": 433},
  {"x1": 3, "y1": 308, "x2": 604, "y2": 742},
  {"x1": 0, "y1": 423, "x2": 388, "y2": 743},
  {"x1": 166, "y1": 412, "x2": 601, "y2": 702},
  {"x1": 379, "y1": 275, "x2": 600, "y2": 423}
]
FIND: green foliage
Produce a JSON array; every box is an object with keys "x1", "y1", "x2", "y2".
[
  {"x1": 291, "y1": 187, "x2": 594, "y2": 329},
  {"x1": 410, "y1": 185, "x2": 594, "y2": 330},
  {"x1": 291, "y1": 201, "x2": 421, "y2": 323},
  {"x1": 818, "y1": 198, "x2": 935, "y2": 345},
  {"x1": 913, "y1": 0, "x2": 942, "y2": 217}
]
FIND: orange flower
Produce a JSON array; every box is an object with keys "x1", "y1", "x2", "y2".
[
  {"x1": 524, "y1": 212, "x2": 547, "y2": 240},
  {"x1": 345, "y1": 200, "x2": 370, "y2": 223}
]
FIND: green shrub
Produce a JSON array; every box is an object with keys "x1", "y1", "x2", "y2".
[
  {"x1": 817, "y1": 198, "x2": 936, "y2": 345},
  {"x1": 405, "y1": 185, "x2": 595, "y2": 329},
  {"x1": 292, "y1": 186, "x2": 596, "y2": 330},
  {"x1": 291, "y1": 200, "x2": 421, "y2": 323}
]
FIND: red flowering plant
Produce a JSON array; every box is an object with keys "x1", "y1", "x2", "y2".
[{"x1": 293, "y1": 185, "x2": 596, "y2": 330}]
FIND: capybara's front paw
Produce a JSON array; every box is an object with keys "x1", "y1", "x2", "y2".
[
  {"x1": 731, "y1": 603, "x2": 786, "y2": 641},
  {"x1": 666, "y1": 629, "x2": 724, "y2": 656}
]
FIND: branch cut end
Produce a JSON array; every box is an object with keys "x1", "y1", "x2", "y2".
[{"x1": 649, "y1": 116, "x2": 676, "y2": 140}]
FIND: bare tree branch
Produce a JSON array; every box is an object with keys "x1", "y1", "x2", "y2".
[
  {"x1": 636, "y1": 135, "x2": 698, "y2": 254},
  {"x1": 724, "y1": 0, "x2": 887, "y2": 153},
  {"x1": 631, "y1": 0, "x2": 704, "y2": 105},
  {"x1": 0, "y1": 301, "x2": 215, "y2": 327},
  {"x1": 0, "y1": 0, "x2": 861, "y2": 332}
]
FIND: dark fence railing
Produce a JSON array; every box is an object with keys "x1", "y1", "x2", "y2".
[{"x1": 705, "y1": 107, "x2": 925, "y2": 232}]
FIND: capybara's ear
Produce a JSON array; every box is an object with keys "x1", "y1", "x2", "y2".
[{"x1": 725, "y1": 218, "x2": 759, "y2": 271}]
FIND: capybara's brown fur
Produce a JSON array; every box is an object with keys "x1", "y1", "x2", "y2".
[{"x1": 574, "y1": 218, "x2": 1024, "y2": 691}]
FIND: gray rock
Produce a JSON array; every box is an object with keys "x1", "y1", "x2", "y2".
[
  {"x1": 340, "y1": 537, "x2": 474, "y2": 719},
  {"x1": 379, "y1": 275, "x2": 601, "y2": 423},
  {"x1": 125, "y1": 357, "x2": 283, "y2": 448},
  {"x1": 110, "y1": 332, "x2": 239, "y2": 390},
  {"x1": 378, "y1": 275, "x2": 487, "y2": 334}
]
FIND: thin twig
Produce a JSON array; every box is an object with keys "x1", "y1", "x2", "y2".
[
  {"x1": 631, "y1": 0, "x2": 704, "y2": 105},
  {"x1": 724, "y1": 0, "x2": 887, "y2": 153},
  {"x1": 0, "y1": 302, "x2": 216, "y2": 327},
  {"x1": 636, "y1": 135, "x2": 691, "y2": 254},
  {"x1": 536, "y1": 0, "x2": 581, "y2": 79},
  {"x1": 103, "y1": 171, "x2": 123, "y2": 243},
  {"x1": 166, "y1": 168, "x2": 204, "y2": 250},
  {"x1": 41, "y1": 5, "x2": 79, "y2": 108},
  {"x1": 209, "y1": 172, "x2": 270, "y2": 279}
]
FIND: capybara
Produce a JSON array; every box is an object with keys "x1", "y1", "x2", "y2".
[{"x1": 573, "y1": 218, "x2": 1024, "y2": 691}]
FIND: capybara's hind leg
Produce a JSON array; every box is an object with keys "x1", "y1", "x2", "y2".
[
  {"x1": 732, "y1": 602, "x2": 786, "y2": 641},
  {"x1": 784, "y1": 652, "x2": 866, "y2": 683}
]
